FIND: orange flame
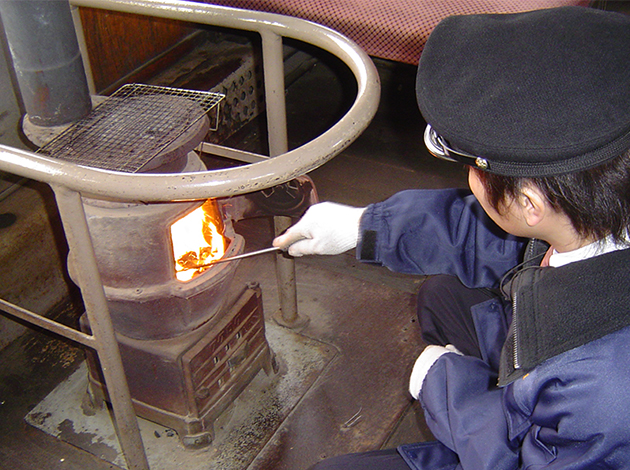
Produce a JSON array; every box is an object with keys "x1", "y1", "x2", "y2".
[{"x1": 171, "y1": 200, "x2": 226, "y2": 282}]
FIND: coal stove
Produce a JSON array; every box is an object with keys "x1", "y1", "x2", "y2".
[{"x1": 36, "y1": 84, "x2": 315, "y2": 448}]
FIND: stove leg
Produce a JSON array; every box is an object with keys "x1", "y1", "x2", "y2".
[
  {"x1": 262, "y1": 348, "x2": 280, "y2": 376},
  {"x1": 273, "y1": 215, "x2": 309, "y2": 328}
]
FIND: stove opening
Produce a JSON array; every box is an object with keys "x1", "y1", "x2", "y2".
[{"x1": 171, "y1": 199, "x2": 226, "y2": 282}]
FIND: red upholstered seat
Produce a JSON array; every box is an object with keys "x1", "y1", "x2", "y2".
[{"x1": 202, "y1": 0, "x2": 591, "y2": 64}]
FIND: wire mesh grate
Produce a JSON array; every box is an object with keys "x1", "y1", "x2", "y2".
[{"x1": 37, "y1": 84, "x2": 224, "y2": 173}]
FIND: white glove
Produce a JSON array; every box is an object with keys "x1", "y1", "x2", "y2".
[
  {"x1": 272, "y1": 202, "x2": 366, "y2": 257},
  {"x1": 409, "y1": 344, "x2": 463, "y2": 400}
]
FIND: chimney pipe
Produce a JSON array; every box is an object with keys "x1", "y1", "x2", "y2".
[{"x1": 0, "y1": 0, "x2": 92, "y2": 127}]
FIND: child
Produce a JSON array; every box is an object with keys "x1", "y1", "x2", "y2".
[{"x1": 273, "y1": 6, "x2": 630, "y2": 470}]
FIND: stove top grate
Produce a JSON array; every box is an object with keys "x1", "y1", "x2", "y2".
[{"x1": 37, "y1": 84, "x2": 224, "y2": 173}]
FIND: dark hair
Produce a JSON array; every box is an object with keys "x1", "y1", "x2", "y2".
[{"x1": 473, "y1": 150, "x2": 630, "y2": 244}]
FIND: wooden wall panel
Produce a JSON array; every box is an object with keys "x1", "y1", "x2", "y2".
[{"x1": 79, "y1": 7, "x2": 195, "y2": 93}]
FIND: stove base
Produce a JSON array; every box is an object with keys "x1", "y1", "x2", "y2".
[
  {"x1": 26, "y1": 320, "x2": 336, "y2": 469},
  {"x1": 82, "y1": 283, "x2": 276, "y2": 448}
]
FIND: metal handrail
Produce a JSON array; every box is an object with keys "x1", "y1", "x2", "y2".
[
  {"x1": 0, "y1": 1, "x2": 380, "y2": 469},
  {"x1": 0, "y1": 0, "x2": 380, "y2": 201}
]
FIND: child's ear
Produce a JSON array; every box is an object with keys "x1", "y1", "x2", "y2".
[{"x1": 519, "y1": 185, "x2": 547, "y2": 227}]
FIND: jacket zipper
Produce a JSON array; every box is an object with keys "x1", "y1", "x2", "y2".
[
  {"x1": 511, "y1": 240, "x2": 539, "y2": 371},
  {"x1": 511, "y1": 291, "x2": 520, "y2": 370}
]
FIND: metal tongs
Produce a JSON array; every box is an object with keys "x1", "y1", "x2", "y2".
[
  {"x1": 178, "y1": 234, "x2": 306, "y2": 272},
  {"x1": 178, "y1": 245, "x2": 284, "y2": 271}
]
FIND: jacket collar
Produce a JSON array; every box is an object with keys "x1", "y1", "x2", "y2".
[{"x1": 499, "y1": 246, "x2": 630, "y2": 386}]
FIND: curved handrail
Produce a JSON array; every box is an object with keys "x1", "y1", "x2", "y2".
[{"x1": 0, "y1": 0, "x2": 380, "y2": 202}]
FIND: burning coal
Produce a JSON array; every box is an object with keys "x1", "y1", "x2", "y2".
[{"x1": 171, "y1": 200, "x2": 226, "y2": 281}]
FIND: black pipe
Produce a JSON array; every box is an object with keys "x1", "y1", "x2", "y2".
[{"x1": 0, "y1": 0, "x2": 91, "y2": 126}]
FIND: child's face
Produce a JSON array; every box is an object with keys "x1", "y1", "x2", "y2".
[{"x1": 468, "y1": 168, "x2": 531, "y2": 238}]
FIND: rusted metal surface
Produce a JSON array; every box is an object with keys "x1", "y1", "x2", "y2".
[
  {"x1": 82, "y1": 198, "x2": 245, "y2": 339},
  {"x1": 247, "y1": 260, "x2": 424, "y2": 470},
  {"x1": 70, "y1": 102, "x2": 276, "y2": 450},
  {"x1": 83, "y1": 284, "x2": 276, "y2": 449}
]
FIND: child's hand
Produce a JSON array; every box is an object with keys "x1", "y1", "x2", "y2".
[
  {"x1": 273, "y1": 202, "x2": 366, "y2": 257},
  {"x1": 409, "y1": 344, "x2": 463, "y2": 400}
]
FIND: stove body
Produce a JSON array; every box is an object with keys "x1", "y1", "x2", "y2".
[
  {"x1": 80, "y1": 167, "x2": 277, "y2": 447},
  {"x1": 82, "y1": 279, "x2": 275, "y2": 449},
  {"x1": 38, "y1": 86, "x2": 292, "y2": 447}
]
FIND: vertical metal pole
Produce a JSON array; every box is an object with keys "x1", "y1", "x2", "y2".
[
  {"x1": 52, "y1": 185, "x2": 150, "y2": 470},
  {"x1": 70, "y1": 3, "x2": 96, "y2": 95},
  {"x1": 260, "y1": 30, "x2": 306, "y2": 327},
  {"x1": 260, "y1": 30, "x2": 288, "y2": 157},
  {"x1": 273, "y1": 214, "x2": 303, "y2": 326}
]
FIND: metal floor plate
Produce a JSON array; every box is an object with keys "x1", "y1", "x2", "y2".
[{"x1": 26, "y1": 322, "x2": 335, "y2": 470}]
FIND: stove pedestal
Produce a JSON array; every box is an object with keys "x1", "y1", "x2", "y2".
[{"x1": 82, "y1": 283, "x2": 276, "y2": 448}]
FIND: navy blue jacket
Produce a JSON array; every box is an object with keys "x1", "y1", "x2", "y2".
[{"x1": 357, "y1": 189, "x2": 630, "y2": 470}]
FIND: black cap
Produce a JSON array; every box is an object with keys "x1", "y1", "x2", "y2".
[{"x1": 416, "y1": 6, "x2": 630, "y2": 177}]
